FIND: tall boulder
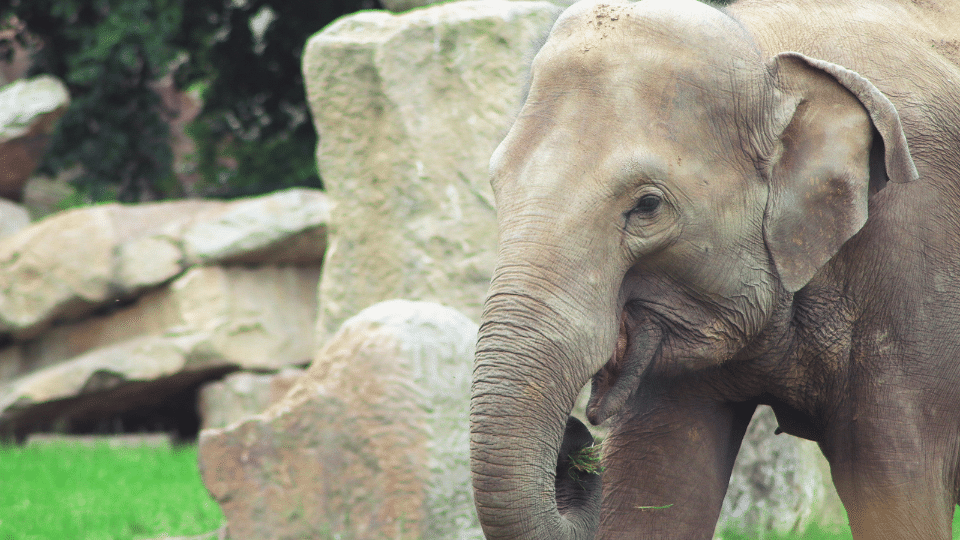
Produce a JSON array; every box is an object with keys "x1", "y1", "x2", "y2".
[
  {"x1": 197, "y1": 369, "x2": 304, "y2": 431},
  {"x1": 303, "y1": 0, "x2": 563, "y2": 338},
  {"x1": 0, "y1": 76, "x2": 69, "y2": 201},
  {"x1": 198, "y1": 300, "x2": 481, "y2": 540}
]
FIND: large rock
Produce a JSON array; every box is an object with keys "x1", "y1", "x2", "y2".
[
  {"x1": 0, "y1": 265, "x2": 320, "y2": 382},
  {"x1": 381, "y1": 0, "x2": 579, "y2": 12},
  {"x1": 0, "y1": 76, "x2": 69, "y2": 201},
  {"x1": 303, "y1": 0, "x2": 562, "y2": 338},
  {"x1": 198, "y1": 300, "x2": 481, "y2": 540},
  {"x1": 0, "y1": 265, "x2": 320, "y2": 436},
  {"x1": 379, "y1": 0, "x2": 437, "y2": 13},
  {"x1": 0, "y1": 200, "x2": 213, "y2": 338},
  {"x1": 0, "y1": 333, "x2": 230, "y2": 437},
  {"x1": 0, "y1": 188, "x2": 328, "y2": 338},
  {"x1": 0, "y1": 199, "x2": 29, "y2": 239},
  {"x1": 177, "y1": 188, "x2": 329, "y2": 266},
  {"x1": 197, "y1": 368, "x2": 304, "y2": 431},
  {"x1": 717, "y1": 406, "x2": 847, "y2": 537}
]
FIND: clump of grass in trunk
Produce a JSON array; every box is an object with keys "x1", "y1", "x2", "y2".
[{"x1": 568, "y1": 438, "x2": 604, "y2": 477}]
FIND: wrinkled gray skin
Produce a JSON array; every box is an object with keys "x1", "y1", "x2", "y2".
[{"x1": 469, "y1": 0, "x2": 960, "y2": 538}]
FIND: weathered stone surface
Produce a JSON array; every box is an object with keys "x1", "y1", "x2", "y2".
[
  {"x1": 0, "y1": 76, "x2": 69, "y2": 201},
  {"x1": 0, "y1": 199, "x2": 29, "y2": 239},
  {"x1": 0, "y1": 333, "x2": 218, "y2": 428},
  {"x1": 0, "y1": 200, "x2": 216, "y2": 338},
  {"x1": 380, "y1": 0, "x2": 437, "y2": 12},
  {"x1": 197, "y1": 368, "x2": 305, "y2": 431},
  {"x1": 0, "y1": 346, "x2": 23, "y2": 385},
  {"x1": 198, "y1": 300, "x2": 481, "y2": 540},
  {"x1": 114, "y1": 234, "x2": 184, "y2": 292},
  {"x1": 0, "y1": 189, "x2": 328, "y2": 337},
  {"x1": 179, "y1": 188, "x2": 329, "y2": 265},
  {"x1": 25, "y1": 433, "x2": 173, "y2": 448},
  {"x1": 717, "y1": 406, "x2": 847, "y2": 537},
  {"x1": 304, "y1": 0, "x2": 561, "y2": 338},
  {"x1": 21, "y1": 171, "x2": 80, "y2": 220},
  {"x1": 147, "y1": 265, "x2": 321, "y2": 371},
  {"x1": 382, "y1": 0, "x2": 578, "y2": 12},
  {"x1": 0, "y1": 265, "x2": 320, "y2": 382},
  {"x1": 0, "y1": 75, "x2": 69, "y2": 140}
]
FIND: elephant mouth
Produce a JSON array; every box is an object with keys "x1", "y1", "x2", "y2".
[
  {"x1": 555, "y1": 416, "x2": 603, "y2": 515},
  {"x1": 585, "y1": 313, "x2": 663, "y2": 426}
]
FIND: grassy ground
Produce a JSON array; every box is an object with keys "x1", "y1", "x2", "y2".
[
  {"x1": 717, "y1": 526, "x2": 852, "y2": 540},
  {"x1": 1, "y1": 442, "x2": 958, "y2": 539},
  {"x1": 0, "y1": 442, "x2": 223, "y2": 540}
]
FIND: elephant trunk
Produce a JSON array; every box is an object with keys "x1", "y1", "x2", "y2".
[{"x1": 470, "y1": 265, "x2": 620, "y2": 540}]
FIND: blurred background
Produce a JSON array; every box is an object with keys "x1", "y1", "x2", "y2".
[{"x1": 1, "y1": 0, "x2": 380, "y2": 208}]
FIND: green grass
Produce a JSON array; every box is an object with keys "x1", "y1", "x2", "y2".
[
  {"x1": 568, "y1": 442, "x2": 605, "y2": 477},
  {"x1": 0, "y1": 443, "x2": 224, "y2": 540},
  {"x1": 718, "y1": 510, "x2": 960, "y2": 540},
  {"x1": 717, "y1": 524, "x2": 853, "y2": 540},
  {"x1": 3, "y1": 442, "x2": 960, "y2": 540}
]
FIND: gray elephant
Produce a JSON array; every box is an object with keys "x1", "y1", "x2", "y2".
[{"x1": 468, "y1": 0, "x2": 960, "y2": 538}]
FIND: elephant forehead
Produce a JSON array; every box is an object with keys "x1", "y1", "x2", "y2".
[
  {"x1": 545, "y1": 0, "x2": 760, "y2": 68},
  {"x1": 530, "y1": 2, "x2": 764, "y2": 137},
  {"x1": 490, "y1": 84, "x2": 753, "y2": 213},
  {"x1": 490, "y1": 0, "x2": 770, "y2": 221},
  {"x1": 496, "y1": 74, "x2": 749, "y2": 198}
]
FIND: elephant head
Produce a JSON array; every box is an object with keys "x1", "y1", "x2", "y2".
[{"x1": 469, "y1": 0, "x2": 917, "y2": 538}]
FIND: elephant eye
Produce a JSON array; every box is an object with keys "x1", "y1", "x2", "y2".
[{"x1": 631, "y1": 194, "x2": 661, "y2": 215}]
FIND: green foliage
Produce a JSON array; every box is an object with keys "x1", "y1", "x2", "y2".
[
  {"x1": 5, "y1": 0, "x2": 178, "y2": 202},
  {"x1": 170, "y1": 0, "x2": 373, "y2": 197},
  {"x1": 3, "y1": 0, "x2": 379, "y2": 203},
  {"x1": 568, "y1": 439, "x2": 604, "y2": 477},
  {"x1": 0, "y1": 443, "x2": 223, "y2": 539}
]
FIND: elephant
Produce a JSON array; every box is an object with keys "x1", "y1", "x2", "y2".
[{"x1": 468, "y1": 0, "x2": 960, "y2": 538}]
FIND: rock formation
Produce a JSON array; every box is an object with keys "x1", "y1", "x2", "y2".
[
  {"x1": 197, "y1": 369, "x2": 304, "y2": 432},
  {"x1": 304, "y1": 0, "x2": 563, "y2": 339},
  {"x1": 198, "y1": 300, "x2": 481, "y2": 540},
  {"x1": 0, "y1": 188, "x2": 328, "y2": 439},
  {"x1": 0, "y1": 76, "x2": 69, "y2": 201}
]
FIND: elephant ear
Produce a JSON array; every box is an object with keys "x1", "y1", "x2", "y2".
[{"x1": 763, "y1": 52, "x2": 918, "y2": 293}]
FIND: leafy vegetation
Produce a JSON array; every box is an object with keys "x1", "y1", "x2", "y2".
[{"x1": 1, "y1": 0, "x2": 380, "y2": 203}]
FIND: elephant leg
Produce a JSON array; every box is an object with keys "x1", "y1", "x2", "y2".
[
  {"x1": 830, "y1": 458, "x2": 954, "y2": 539},
  {"x1": 597, "y1": 386, "x2": 755, "y2": 540},
  {"x1": 824, "y1": 408, "x2": 955, "y2": 540}
]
